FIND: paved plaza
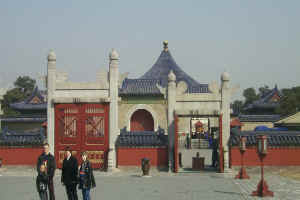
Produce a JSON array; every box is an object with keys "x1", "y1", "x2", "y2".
[{"x1": 1, "y1": 165, "x2": 300, "y2": 200}]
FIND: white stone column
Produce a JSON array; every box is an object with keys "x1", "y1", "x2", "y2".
[
  {"x1": 47, "y1": 50, "x2": 56, "y2": 154},
  {"x1": 108, "y1": 49, "x2": 119, "y2": 171},
  {"x1": 167, "y1": 70, "x2": 176, "y2": 172},
  {"x1": 220, "y1": 72, "x2": 231, "y2": 171}
]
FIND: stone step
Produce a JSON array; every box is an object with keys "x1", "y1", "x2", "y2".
[{"x1": 191, "y1": 139, "x2": 210, "y2": 149}]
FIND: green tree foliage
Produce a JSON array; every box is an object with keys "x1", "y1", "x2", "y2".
[
  {"x1": 1, "y1": 76, "x2": 36, "y2": 115},
  {"x1": 231, "y1": 100, "x2": 243, "y2": 114},
  {"x1": 243, "y1": 87, "x2": 259, "y2": 106},
  {"x1": 276, "y1": 86, "x2": 300, "y2": 116},
  {"x1": 14, "y1": 76, "x2": 36, "y2": 95},
  {"x1": 258, "y1": 85, "x2": 271, "y2": 98}
]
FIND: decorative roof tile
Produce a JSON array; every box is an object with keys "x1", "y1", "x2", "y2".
[
  {"x1": 10, "y1": 87, "x2": 47, "y2": 110},
  {"x1": 0, "y1": 115, "x2": 46, "y2": 122},
  {"x1": 244, "y1": 86, "x2": 282, "y2": 111},
  {"x1": 0, "y1": 127, "x2": 45, "y2": 146},
  {"x1": 140, "y1": 47, "x2": 202, "y2": 88},
  {"x1": 116, "y1": 128, "x2": 168, "y2": 147},
  {"x1": 230, "y1": 128, "x2": 300, "y2": 147},
  {"x1": 239, "y1": 114, "x2": 281, "y2": 122},
  {"x1": 120, "y1": 43, "x2": 210, "y2": 95},
  {"x1": 119, "y1": 78, "x2": 162, "y2": 96}
]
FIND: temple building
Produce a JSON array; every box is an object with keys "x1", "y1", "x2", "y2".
[
  {"x1": 0, "y1": 42, "x2": 237, "y2": 172},
  {"x1": 239, "y1": 86, "x2": 282, "y2": 131},
  {"x1": 0, "y1": 87, "x2": 47, "y2": 132}
]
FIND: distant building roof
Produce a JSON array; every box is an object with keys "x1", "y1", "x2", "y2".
[
  {"x1": 275, "y1": 111, "x2": 300, "y2": 126},
  {"x1": 10, "y1": 87, "x2": 47, "y2": 111},
  {"x1": 239, "y1": 114, "x2": 281, "y2": 122},
  {"x1": 230, "y1": 129, "x2": 300, "y2": 147},
  {"x1": 120, "y1": 42, "x2": 209, "y2": 96},
  {"x1": 244, "y1": 85, "x2": 282, "y2": 112}
]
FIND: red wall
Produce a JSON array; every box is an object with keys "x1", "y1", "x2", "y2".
[
  {"x1": 231, "y1": 146, "x2": 300, "y2": 166},
  {"x1": 117, "y1": 147, "x2": 168, "y2": 167},
  {"x1": 0, "y1": 147, "x2": 43, "y2": 165}
]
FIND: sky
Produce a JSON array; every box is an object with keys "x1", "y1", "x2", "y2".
[{"x1": 0, "y1": 0, "x2": 299, "y2": 101}]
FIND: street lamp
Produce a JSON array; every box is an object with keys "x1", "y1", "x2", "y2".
[
  {"x1": 235, "y1": 136, "x2": 250, "y2": 179},
  {"x1": 252, "y1": 135, "x2": 274, "y2": 197}
]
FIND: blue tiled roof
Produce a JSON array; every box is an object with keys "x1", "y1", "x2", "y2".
[
  {"x1": 244, "y1": 86, "x2": 282, "y2": 111},
  {"x1": 239, "y1": 114, "x2": 281, "y2": 122},
  {"x1": 116, "y1": 128, "x2": 168, "y2": 147},
  {"x1": 140, "y1": 49, "x2": 201, "y2": 88},
  {"x1": 1, "y1": 115, "x2": 46, "y2": 122},
  {"x1": 119, "y1": 78, "x2": 162, "y2": 96},
  {"x1": 0, "y1": 127, "x2": 45, "y2": 146},
  {"x1": 120, "y1": 47, "x2": 209, "y2": 95},
  {"x1": 187, "y1": 84, "x2": 209, "y2": 93},
  {"x1": 10, "y1": 87, "x2": 47, "y2": 110},
  {"x1": 230, "y1": 128, "x2": 300, "y2": 147}
]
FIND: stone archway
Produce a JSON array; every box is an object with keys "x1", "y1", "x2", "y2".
[
  {"x1": 130, "y1": 109, "x2": 154, "y2": 131},
  {"x1": 126, "y1": 104, "x2": 158, "y2": 131}
]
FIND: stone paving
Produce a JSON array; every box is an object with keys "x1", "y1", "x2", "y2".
[
  {"x1": 0, "y1": 166, "x2": 243, "y2": 200},
  {"x1": 233, "y1": 167, "x2": 300, "y2": 200},
  {"x1": 1, "y1": 164, "x2": 300, "y2": 199}
]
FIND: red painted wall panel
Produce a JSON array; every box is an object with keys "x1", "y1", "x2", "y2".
[
  {"x1": 231, "y1": 146, "x2": 300, "y2": 166},
  {"x1": 117, "y1": 147, "x2": 168, "y2": 166},
  {"x1": 0, "y1": 147, "x2": 43, "y2": 165}
]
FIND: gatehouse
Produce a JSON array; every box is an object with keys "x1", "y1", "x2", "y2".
[{"x1": 45, "y1": 41, "x2": 236, "y2": 171}]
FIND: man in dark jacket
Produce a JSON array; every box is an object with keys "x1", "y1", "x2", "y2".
[
  {"x1": 37, "y1": 143, "x2": 56, "y2": 200},
  {"x1": 61, "y1": 147, "x2": 78, "y2": 200}
]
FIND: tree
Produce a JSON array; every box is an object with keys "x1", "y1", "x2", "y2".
[
  {"x1": 258, "y1": 85, "x2": 271, "y2": 97},
  {"x1": 231, "y1": 100, "x2": 243, "y2": 115},
  {"x1": 243, "y1": 87, "x2": 259, "y2": 106},
  {"x1": 1, "y1": 76, "x2": 36, "y2": 115},
  {"x1": 14, "y1": 76, "x2": 36, "y2": 96},
  {"x1": 276, "y1": 86, "x2": 300, "y2": 116}
]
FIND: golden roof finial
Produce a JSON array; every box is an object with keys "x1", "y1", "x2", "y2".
[{"x1": 163, "y1": 40, "x2": 168, "y2": 51}]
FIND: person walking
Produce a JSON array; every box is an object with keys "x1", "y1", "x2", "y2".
[
  {"x1": 211, "y1": 133, "x2": 219, "y2": 168},
  {"x1": 78, "y1": 151, "x2": 96, "y2": 200},
  {"x1": 37, "y1": 143, "x2": 56, "y2": 200},
  {"x1": 36, "y1": 164, "x2": 49, "y2": 200},
  {"x1": 61, "y1": 147, "x2": 79, "y2": 200}
]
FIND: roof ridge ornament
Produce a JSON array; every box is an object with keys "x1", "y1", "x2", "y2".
[{"x1": 163, "y1": 40, "x2": 168, "y2": 51}]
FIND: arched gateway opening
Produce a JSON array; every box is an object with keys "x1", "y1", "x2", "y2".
[{"x1": 130, "y1": 109, "x2": 154, "y2": 131}]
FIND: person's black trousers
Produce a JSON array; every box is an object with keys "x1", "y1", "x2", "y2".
[
  {"x1": 48, "y1": 179, "x2": 55, "y2": 200},
  {"x1": 39, "y1": 191, "x2": 48, "y2": 200},
  {"x1": 65, "y1": 184, "x2": 78, "y2": 200}
]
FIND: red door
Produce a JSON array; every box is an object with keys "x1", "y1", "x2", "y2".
[
  {"x1": 130, "y1": 109, "x2": 154, "y2": 131},
  {"x1": 55, "y1": 103, "x2": 109, "y2": 169}
]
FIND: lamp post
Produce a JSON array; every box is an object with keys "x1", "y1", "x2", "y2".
[
  {"x1": 252, "y1": 135, "x2": 274, "y2": 197},
  {"x1": 235, "y1": 136, "x2": 249, "y2": 179}
]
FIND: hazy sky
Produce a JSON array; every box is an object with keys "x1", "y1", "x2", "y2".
[{"x1": 1, "y1": 1, "x2": 299, "y2": 100}]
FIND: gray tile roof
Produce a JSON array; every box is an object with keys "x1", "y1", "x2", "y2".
[
  {"x1": 239, "y1": 114, "x2": 281, "y2": 122},
  {"x1": 119, "y1": 78, "x2": 162, "y2": 96},
  {"x1": 0, "y1": 127, "x2": 45, "y2": 146},
  {"x1": 116, "y1": 128, "x2": 168, "y2": 147},
  {"x1": 10, "y1": 87, "x2": 47, "y2": 110},
  {"x1": 230, "y1": 129, "x2": 300, "y2": 147},
  {"x1": 0, "y1": 115, "x2": 46, "y2": 122},
  {"x1": 120, "y1": 46, "x2": 209, "y2": 95},
  {"x1": 244, "y1": 86, "x2": 282, "y2": 111},
  {"x1": 140, "y1": 48, "x2": 204, "y2": 88}
]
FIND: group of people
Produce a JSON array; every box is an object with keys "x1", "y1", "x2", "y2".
[{"x1": 36, "y1": 143, "x2": 96, "y2": 200}]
